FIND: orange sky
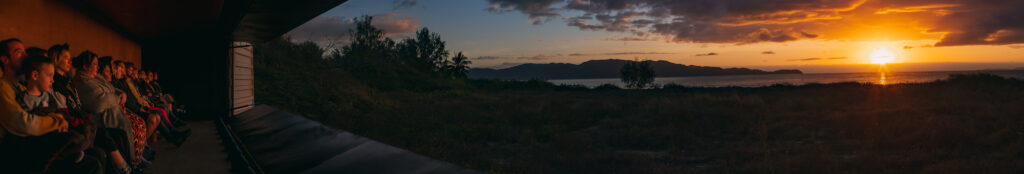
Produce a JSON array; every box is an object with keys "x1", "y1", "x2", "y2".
[
  {"x1": 465, "y1": 0, "x2": 1024, "y2": 71},
  {"x1": 293, "y1": 0, "x2": 1024, "y2": 72}
]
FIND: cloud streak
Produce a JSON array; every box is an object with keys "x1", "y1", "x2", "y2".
[
  {"x1": 483, "y1": 0, "x2": 1024, "y2": 46},
  {"x1": 788, "y1": 57, "x2": 847, "y2": 61},
  {"x1": 695, "y1": 52, "x2": 718, "y2": 56},
  {"x1": 285, "y1": 13, "x2": 421, "y2": 46}
]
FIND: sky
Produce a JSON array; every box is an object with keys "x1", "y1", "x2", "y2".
[{"x1": 285, "y1": 0, "x2": 1024, "y2": 73}]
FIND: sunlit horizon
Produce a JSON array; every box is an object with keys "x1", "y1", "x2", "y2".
[{"x1": 285, "y1": 0, "x2": 1024, "y2": 73}]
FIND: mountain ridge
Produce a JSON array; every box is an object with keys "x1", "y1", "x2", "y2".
[{"x1": 469, "y1": 59, "x2": 802, "y2": 80}]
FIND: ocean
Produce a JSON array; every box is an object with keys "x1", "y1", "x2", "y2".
[{"x1": 548, "y1": 70, "x2": 1024, "y2": 88}]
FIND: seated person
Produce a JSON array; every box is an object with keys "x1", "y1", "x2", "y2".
[
  {"x1": 19, "y1": 55, "x2": 103, "y2": 173},
  {"x1": 47, "y1": 43, "x2": 81, "y2": 109},
  {"x1": 97, "y1": 57, "x2": 157, "y2": 169},
  {"x1": 0, "y1": 39, "x2": 93, "y2": 173},
  {"x1": 26, "y1": 46, "x2": 47, "y2": 57},
  {"x1": 71, "y1": 51, "x2": 136, "y2": 173},
  {"x1": 138, "y1": 70, "x2": 185, "y2": 127},
  {"x1": 0, "y1": 38, "x2": 67, "y2": 139}
]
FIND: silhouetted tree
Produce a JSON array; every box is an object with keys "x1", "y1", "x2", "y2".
[
  {"x1": 448, "y1": 52, "x2": 471, "y2": 78},
  {"x1": 397, "y1": 28, "x2": 449, "y2": 73},
  {"x1": 336, "y1": 15, "x2": 397, "y2": 70},
  {"x1": 620, "y1": 60, "x2": 655, "y2": 89}
]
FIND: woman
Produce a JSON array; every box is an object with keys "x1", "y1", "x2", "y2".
[
  {"x1": 72, "y1": 51, "x2": 136, "y2": 173},
  {"x1": 47, "y1": 44, "x2": 81, "y2": 109}
]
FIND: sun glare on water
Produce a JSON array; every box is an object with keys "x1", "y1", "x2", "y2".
[
  {"x1": 868, "y1": 47, "x2": 897, "y2": 85},
  {"x1": 869, "y1": 47, "x2": 897, "y2": 65}
]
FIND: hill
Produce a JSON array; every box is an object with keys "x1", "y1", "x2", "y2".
[{"x1": 469, "y1": 59, "x2": 801, "y2": 80}]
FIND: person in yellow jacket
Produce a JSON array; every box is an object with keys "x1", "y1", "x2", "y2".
[
  {"x1": 0, "y1": 38, "x2": 70, "y2": 173},
  {"x1": 0, "y1": 38, "x2": 67, "y2": 140}
]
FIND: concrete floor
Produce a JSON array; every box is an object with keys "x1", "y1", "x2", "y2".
[{"x1": 145, "y1": 120, "x2": 232, "y2": 174}]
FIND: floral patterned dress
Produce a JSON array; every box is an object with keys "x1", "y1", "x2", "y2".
[{"x1": 122, "y1": 107, "x2": 148, "y2": 165}]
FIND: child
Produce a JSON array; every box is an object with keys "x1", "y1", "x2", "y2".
[
  {"x1": 18, "y1": 55, "x2": 102, "y2": 173},
  {"x1": 21, "y1": 55, "x2": 68, "y2": 112}
]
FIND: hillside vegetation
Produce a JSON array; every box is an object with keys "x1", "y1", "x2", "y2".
[{"x1": 254, "y1": 16, "x2": 1024, "y2": 173}]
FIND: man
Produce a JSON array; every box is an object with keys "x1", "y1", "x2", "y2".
[
  {"x1": 0, "y1": 38, "x2": 68, "y2": 138},
  {"x1": 111, "y1": 61, "x2": 163, "y2": 141}
]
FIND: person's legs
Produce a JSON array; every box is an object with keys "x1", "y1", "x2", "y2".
[
  {"x1": 101, "y1": 129, "x2": 132, "y2": 173},
  {"x1": 157, "y1": 121, "x2": 190, "y2": 147},
  {"x1": 166, "y1": 111, "x2": 186, "y2": 127},
  {"x1": 46, "y1": 152, "x2": 104, "y2": 174},
  {"x1": 48, "y1": 147, "x2": 108, "y2": 174},
  {"x1": 145, "y1": 113, "x2": 160, "y2": 139},
  {"x1": 146, "y1": 106, "x2": 172, "y2": 125}
]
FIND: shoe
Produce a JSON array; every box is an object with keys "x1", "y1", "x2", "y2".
[
  {"x1": 172, "y1": 130, "x2": 191, "y2": 147},
  {"x1": 143, "y1": 147, "x2": 155, "y2": 160},
  {"x1": 132, "y1": 166, "x2": 145, "y2": 174},
  {"x1": 137, "y1": 157, "x2": 152, "y2": 169}
]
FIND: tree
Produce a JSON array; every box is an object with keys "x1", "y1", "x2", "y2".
[
  {"x1": 448, "y1": 52, "x2": 471, "y2": 78},
  {"x1": 620, "y1": 60, "x2": 655, "y2": 89},
  {"x1": 336, "y1": 15, "x2": 397, "y2": 69},
  {"x1": 397, "y1": 28, "x2": 449, "y2": 73}
]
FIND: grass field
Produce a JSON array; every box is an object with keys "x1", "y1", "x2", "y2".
[
  {"x1": 253, "y1": 39, "x2": 1024, "y2": 173},
  {"x1": 258, "y1": 67, "x2": 1024, "y2": 173}
]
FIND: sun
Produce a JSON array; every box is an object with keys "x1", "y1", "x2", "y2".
[{"x1": 869, "y1": 47, "x2": 897, "y2": 64}]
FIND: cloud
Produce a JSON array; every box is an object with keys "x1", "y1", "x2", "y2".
[
  {"x1": 485, "y1": 0, "x2": 562, "y2": 22},
  {"x1": 392, "y1": 0, "x2": 418, "y2": 9},
  {"x1": 601, "y1": 37, "x2": 659, "y2": 42},
  {"x1": 603, "y1": 52, "x2": 671, "y2": 55},
  {"x1": 1010, "y1": 45, "x2": 1024, "y2": 49},
  {"x1": 695, "y1": 52, "x2": 718, "y2": 56},
  {"x1": 473, "y1": 56, "x2": 504, "y2": 60},
  {"x1": 285, "y1": 13, "x2": 420, "y2": 46},
  {"x1": 788, "y1": 57, "x2": 846, "y2": 61},
  {"x1": 516, "y1": 54, "x2": 560, "y2": 60},
  {"x1": 789, "y1": 58, "x2": 823, "y2": 61},
  {"x1": 903, "y1": 45, "x2": 914, "y2": 49},
  {"x1": 567, "y1": 52, "x2": 671, "y2": 56},
  {"x1": 484, "y1": 0, "x2": 1024, "y2": 46},
  {"x1": 762, "y1": 51, "x2": 776, "y2": 54}
]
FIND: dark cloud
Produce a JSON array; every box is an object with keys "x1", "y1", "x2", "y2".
[
  {"x1": 603, "y1": 52, "x2": 671, "y2": 55},
  {"x1": 789, "y1": 57, "x2": 822, "y2": 61},
  {"x1": 285, "y1": 13, "x2": 420, "y2": 46},
  {"x1": 486, "y1": 0, "x2": 563, "y2": 22},
  {"x1": 516, "y1": 54, "x2": 561, "y2": 60},
  {"x1": 762, "y1": 51, "x2": 776, "y2": 54},
  {"x1": 531, "y1": 52, "x2": 673, "y2": 57},
  {"x1": 903, "y1": 45, "x2": 914, "y2": 49},
  {"x1": 788, "y1": 57, "x2": 845, "y2": 61},
  {"x1": 695, "y1": 52, "x2": 718, "y2": 56},
  {"x1": 484, "y1": 0, "x2": 1024, "y2": 46},
  {"x1": 928, "y1": 0, "x2": 1024, "y2": 46},
  {"x1": 474, "y1": 56, "x2": 504, "y2": 60},
  {"x1": 392, "y1": 0, "x2": 417, "y2": 9},
  {"x1": 601, "y1": 37, "x2": 658, "y2": 41}
]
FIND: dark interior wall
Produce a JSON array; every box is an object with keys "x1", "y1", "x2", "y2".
[
  {"x1": 0, "y1": 0, "x2": 142, "y2": 64},
  {"x1": 142, "y1": 34, "x2": 231, "y2": 119}
]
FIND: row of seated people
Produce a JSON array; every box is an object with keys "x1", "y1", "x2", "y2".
[{"x1": 0, "y1": 38, "x2": 191, "y2": 174}]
